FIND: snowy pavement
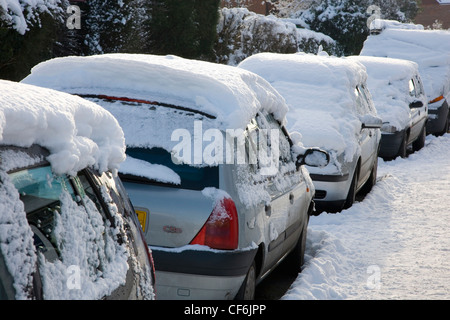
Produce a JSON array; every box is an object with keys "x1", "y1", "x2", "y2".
[{"x1": 283, "y1": 133, "x2": 450, "y2": 300}]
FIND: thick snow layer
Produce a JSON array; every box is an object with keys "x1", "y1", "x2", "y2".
[
  {"x1": 361, "y1": 21, "x2": 450, "y2": 101},
  {"x1": 0, "y1": 80, "x2": 126, "y2": 176},
  {"x1": 349, "y1": 56, "x2": 422, "y2": 131},
  {"x1": 22, "y1": 53, "x2": 289, "y2": 131},
  {"x1": 238, "y1": 52, "x2": 369, "y2": 167},
  {"x1": 283, "y1": 133, "x2": 450, "y2": 299}
]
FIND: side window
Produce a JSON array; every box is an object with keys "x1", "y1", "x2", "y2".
[
  {"x1": 355, "y1": 85, "x2": 375, "y2": 115},
  {"x1": 414, "y1": 75, "x2": 425, "y2": 97},
  {"x1": 255, "y1": 112, "x2": 293, "y2": 167},
  {"x1": 9, "y1": 166, "x2": 78, "y2": 261},
  {"x1": 77, "y1": 170, "x2": 108, "y2": 220},
  {"x1": 409, "y1": 79, "x2": 417, "y2": 98}
]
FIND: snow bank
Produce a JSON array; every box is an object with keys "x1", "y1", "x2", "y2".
[
  {"x1": 361, "y1": 20, "x2": 450, "y2": 101},
  {"x1": 0, "y1": 80, "x2": 126, "y2": 175},
  {"x1": 238, "y1": 52, "x2": 369, "y2": 168},
  {"x1": 22, "y1": 53, "x2": 288, "y2": 131},
  {"x1": 350, "y1": 56, "x2": 422, "y2": 131}
]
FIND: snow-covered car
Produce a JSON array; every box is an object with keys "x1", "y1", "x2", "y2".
[
  {"x1": 0, "y1": 80, "x2": 155, "y2": 300},
  {"x1": 350, "y1": 56, "x2": 428, "y2": 159},
  {"x1": 361, "y1": 19, "x2": 450, "y2": 136},
  {"x1": 239, "y1": 52, "x2": 382, "y2": 213},
  {"x1": 22, "y1": 54, "x2": 329, "y2": 300}
]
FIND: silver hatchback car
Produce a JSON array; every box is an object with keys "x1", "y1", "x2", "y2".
[
  {"x1": 239, "y1": 52, "x2": 382, "y2": 213},
  {"x1": 23, "y1": 53, "x2": 329, "y2": 299}
]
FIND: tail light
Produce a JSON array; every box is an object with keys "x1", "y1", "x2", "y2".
[{"x1": 190, "y1": 198, "x2": 239, "y2": 250}]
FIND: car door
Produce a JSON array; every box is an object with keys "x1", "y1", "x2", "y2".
[
  {"x1": 253, "y1": 112, "x2": 309, "y2": 274},
  {"x1": 409, "y1": 75, "x2": 427, "y2": 140},
  {"x1": 355, "y1": 85, "x2": 379, "y2": 186}
]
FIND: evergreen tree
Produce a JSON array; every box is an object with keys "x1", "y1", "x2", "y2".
[
  {"x1": 148, "y1": 0, "x2": 220, "y2": 59},
  {"x1": 287, "y1": 0, "x2": 419, "y2": 56},
  {"x1": 0, "y1": 0, "x2": 68, "y2": 80}
]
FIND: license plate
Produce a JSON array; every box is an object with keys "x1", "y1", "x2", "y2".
[{"x1": 135, "y1": 209, "x2": 147, "y2": 232}]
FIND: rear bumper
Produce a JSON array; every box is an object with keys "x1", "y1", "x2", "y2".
[
  {"x1": 426, "y1": 99, "x2": 449, "y2": 135},
  {"x1": 151, "y1": 245, "x2": 258, "y2": 299},
  {"x1": 379, "y1": 130, "x2": 404, "y2": 159}
]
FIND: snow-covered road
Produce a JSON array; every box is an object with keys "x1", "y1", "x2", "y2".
[{"x1": 283, "y1": 133, "x2": 450, "y2": 300}]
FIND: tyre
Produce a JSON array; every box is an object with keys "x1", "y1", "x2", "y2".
[
  {"x1": 235, "y1": 261, "x2": 256, "y2": 300},
  {"x1": 361, "y1": 154, "x2": 378, "y2": 194},
  {"x1": 287, "y1": 215, "x2": 309, "y2": 274},
  {"x1": 397, "y1": 132, "x2": 408, "y2": 158},
  {"x1": 344, "y1": 167, "x2": 358, "y2": 209},
  {"x1": 413, "y1": 125, "x2": 426, "y2": 151}
]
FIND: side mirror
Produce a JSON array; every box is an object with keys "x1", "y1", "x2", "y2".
[
  {"x1": 410, "y1": 100, "x2": 424, "y2": 109},
  {"x1": 361, "y1": 114, "x2": 383, "y2": 129},
  {"x1": 296, "y1": 148, "x2": 330, "y2": 169}
]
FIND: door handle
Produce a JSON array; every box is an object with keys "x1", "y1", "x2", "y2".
[
  {"x1": 289, "y1": 193, "x2": 294, "y2": 204},
  {"x1": 265, "y1": 204, "x2": 272, "y2": 216}
]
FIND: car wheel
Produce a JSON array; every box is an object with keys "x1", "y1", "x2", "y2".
[
  {"x1": 413, "y1": 125, "x2": 426, "y2": 151},
  {"x1": 235, "y1": 261, "x2": 256, "y2": 300},
  {"x1": 361, "y1": 154, "x2": 378, "y2": 194},
  {"x1": 398, "y1": 132, "x2": 408, "y2": 158},
  {"x1": 287, "y1": 216, "x2": 308, "y2": 274},
  {"x1": 344, "y1": 167, "x2": 358, "y2": 209}
]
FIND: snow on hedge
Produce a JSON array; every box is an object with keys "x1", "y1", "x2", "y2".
[
  {"x1": 350, "y1": 56, "x2": 423, "y2": 131},
  {"x1": 361, "y1": 20, "x2": 450, "y2": 102},
  {"x1": 0, "y1": 0, "x2": 64, "y2": 34},
  {"x1": 216, "y1": 7, "x2": 337, "y2": 65}
]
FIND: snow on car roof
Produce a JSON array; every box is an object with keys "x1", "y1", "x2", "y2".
[
  {"x1": 350, "y1": 56, "x2": 421, "y2": 130},
  {"x1": 0, "y1": 80, "x2": 125, "y2": 175},
  {"x1": 361, "y1": 20, "x2": 450, "y2": 100},
  {"x1": 21, "y1": 53, "x2": 288, "y2": 131},
  {"x1": 238, "y1": 52, "x2": 369, "y2": 162}
]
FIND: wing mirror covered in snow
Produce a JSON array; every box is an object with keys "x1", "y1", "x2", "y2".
[
  {"x1": 361, "y1": 114, "x2": 383, "y2": 129},
  {"x1": 296, "y1": 148, "x2": 330, "y2": 169}
]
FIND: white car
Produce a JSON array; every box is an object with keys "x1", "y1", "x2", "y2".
[
  {"x1": 0, "y1": 80, "x2": 155, "y2": 300},
  {"x1": 239, "y1": 52, "x2": 382, "y2": 213},
  {"x1": 23, "y1": 54, "x2": 328, "y2": 299},
  {"x1": 350, "y1": 56, "x2": 428, "y2": 159},
  {"x1": 361, "y1": 19, "x2": 450, "y2": 136}
]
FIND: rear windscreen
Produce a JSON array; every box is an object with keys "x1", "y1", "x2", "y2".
[{"x1": 123, "y1": 147, "x2": 219, "y2": 191}]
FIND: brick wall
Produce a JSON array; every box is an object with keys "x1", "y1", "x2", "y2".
[{"x1": 414, "y1": 0, "x2": 450, "y2": 29}]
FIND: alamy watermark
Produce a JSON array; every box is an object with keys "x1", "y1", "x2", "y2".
[
  {"x1": 366, "y1": 5, "x2": 382, "y2": 30},
  {"x1": 66, "y1": 265, "x2": 81, "y2": 290},
  {"x1": 171, "y1": 121, "x2": 280, "y2": 176},
  {"x1": 366, "y1": 265, "x2": 381, "y2": 290}
]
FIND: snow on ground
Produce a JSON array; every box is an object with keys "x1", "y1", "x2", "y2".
[{"x1": 283, "y1": 133, "x2": 450, "y2": 299}]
